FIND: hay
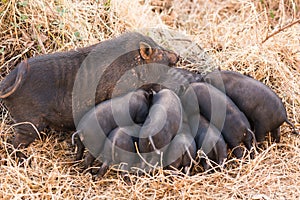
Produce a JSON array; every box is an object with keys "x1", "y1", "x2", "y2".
[{"x1": 0, "y1": 0, "x2": 299, "y2": 199}]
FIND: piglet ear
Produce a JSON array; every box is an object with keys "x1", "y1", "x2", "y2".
[
  {"x1": 204, "y1": 77, "x2": 211, "y2": 84},
  {"x1": 139, "y1": 42, "x2": 153, "y2": 60},
  {"x1": 148, "y1": 89, "x2": 155, "y2": 101}
]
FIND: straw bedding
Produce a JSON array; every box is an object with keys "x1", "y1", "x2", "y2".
[{"x1": 0, "y1": 0, "x2": 299, "y2": 199}]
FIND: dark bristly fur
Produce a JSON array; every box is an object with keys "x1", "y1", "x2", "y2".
[
  {"x1": 138, "y1": 89, "x2": 182, "y2": 171},
  {"x1": 0, "y1": 32, "x2": 178, "y2": 160},
  {"x1": 203, "y1": 70, "x2": 298, "y2": 143},
  {"x1": 189, "y1": 82, "x2": 254, "y2": 159}
]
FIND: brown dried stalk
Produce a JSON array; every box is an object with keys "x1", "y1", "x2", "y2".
[{"x1": 262, "y1": 19, "x2": 300, "y2": 44}]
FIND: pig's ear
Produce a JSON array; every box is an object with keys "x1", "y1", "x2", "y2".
[
  {"x1": 204, "y1": 77, "x2": 211, "y2": 84},
  {"x1": 148, "y1": 89, "x2": 155, "y2": 101},
  {"x1": 139, "y1": 42, "x2": 153, "y2": 60}
]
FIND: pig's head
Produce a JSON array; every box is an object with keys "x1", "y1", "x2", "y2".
[
  {"x1": 203, "y1": 72, "x2": 217, "y2": 85},
  {"x1": 203, "y1": 71, "x2": 226, "y2": 91},
  {"x1": 139, "y1": 41, "x2": 178, "y2": 67},
  {"x1": 116, "y1": 32, "x2": 178, "y2": 67}
]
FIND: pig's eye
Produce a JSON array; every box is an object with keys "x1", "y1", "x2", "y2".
[{"x1": 243, "y1": 133, "x2": 247, "y2": 137}]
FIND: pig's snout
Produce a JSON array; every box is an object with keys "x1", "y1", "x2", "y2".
[{"x1": 166, "y1": 50, "x2": 179, "y2": 66}]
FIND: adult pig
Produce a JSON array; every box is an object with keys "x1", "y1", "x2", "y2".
[
  {"x1": 73, "y1": 89, "x2": 151, "y2": 161},
  {"x1": 203, "y1": 70, "x2": 297, "y2": 143},
  {"x1": 0, "y1": 32, "x2": 178, "y2": 159},
  {"x1": 138, "y1": 89, "x2": 182, "y2": 170},
  {"x1": 194, "y1": 114, "x2": 227, "y2": 170},
  {"x1": 189, "y1": 82, "x2": 254, "y2": 159}
]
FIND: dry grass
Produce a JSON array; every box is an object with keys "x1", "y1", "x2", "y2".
[{"x1": 0, "y1": 0, "x2": 300, "y2": 199}]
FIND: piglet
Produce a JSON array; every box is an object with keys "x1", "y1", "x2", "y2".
[
  {"x1": 84, "y1": 125, "x2": 140, "y2": 178},
  {"x1": 203, "y1": 70, "x2": 298, "y2": 143},
  {"x1": 73, "y1": 89, "x2": 151, "y2": 161},
  {"x1": 164, "y1": 121, "x2": 196, "y2": 174},
  {"x1": 189, "y1": 82, "x2": 254, "y2": 159},
  {"x1": 194, "y1": 115, "x2": 227, "y2": 170},
  {"x1": 138, "y1": 89, "x2": 182, "y2": 171}
]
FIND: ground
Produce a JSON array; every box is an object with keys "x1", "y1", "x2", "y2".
[{"x1": 0, "y1": 0, "x2": 299, "y2": 199}]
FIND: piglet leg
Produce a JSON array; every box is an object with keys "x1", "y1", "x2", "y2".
[
  {"x1": 84, "y1": 152, "x2": 96, "y2": 170},
  {"x1": 254, "y1": 122, "x2": 268, "y2": 143},
  {"x1": 270, "y1": 127, "x2": 280, "y2": 143},
  {"x1": 231, "y1": 145, "x2": 243, "y2": 159},
  {"x1": 97, "y1": 162, "x2": 109, "y2": 177},
  {"x1": 72, "y1": 132, "x2": 85, "y2": 161}
]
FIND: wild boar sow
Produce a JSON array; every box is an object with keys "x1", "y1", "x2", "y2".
[{"x1": 0, "y1": 32, "x2": 178, "y2": 158}]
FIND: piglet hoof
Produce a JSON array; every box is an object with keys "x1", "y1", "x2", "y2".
[
  {"x1": 120, "y1": 172, "x2": 132, "y2": 185},
  {"x1": 249, "y1": 151, "x2": 255, "y2": 159},
  {"x1": 270, "y1": 128, "x2": 281, "y2": 143},
  {"x1": 256, "y1": 142, "x2": 266, "y2": 152},
  {"x1": 84, "y1": 153, "x2": 96, "y2": 169},
  {"x1": 136, "y1": 169, "x2": 146, "y2": 177},
  {"x1": 200, "y1": 159, "x2": 210, "y2": 171},
  {"x1": 82, "y1": 166, "x2": 97, "y2": 176},
  {"x1": 97, "y1": 164, "x2": 109, "y2": 178},
  {"x1": 232, "y1": 147, "x2": 243, "y2": 159},
  {"x1": 72, "y1": 131, "x2": 85, "y2": 161},
  {"x1": 183, "y1": 166, "x2": 192, "y2": 176},
  {"x1": 13, "y1": 150, "x2": 31, "y2": 167}
]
